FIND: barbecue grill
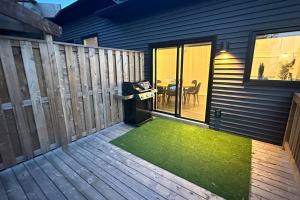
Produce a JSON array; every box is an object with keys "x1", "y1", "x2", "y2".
[{"x1": 122, "y1": 81, "x2": 156, "y2": 126}]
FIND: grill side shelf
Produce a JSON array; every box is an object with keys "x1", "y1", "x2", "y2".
[{"x1": 113, "y1": 93, "x2": 135, "y2": 100}]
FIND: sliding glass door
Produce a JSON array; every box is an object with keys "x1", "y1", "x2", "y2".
[
  {"x1": 180, "y1": 43, "x2": 212, "y2": 121},
  {"x1": 154, "y1": 47, "x2": 178, "y2": 114},
  {"x1": 153, "y1": 41, "x2": 213, "y2": 123}
]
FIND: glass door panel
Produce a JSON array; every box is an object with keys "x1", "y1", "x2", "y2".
[
  {"x1": 180, "y1": 43, "x2": 212, "y2": 121},
  {"x1": 155, "y1": 47, "x2": 178, "y2": 114}
]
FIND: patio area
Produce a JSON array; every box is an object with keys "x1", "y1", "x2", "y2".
[
  {"x1": 1, "y1": 2, "x2": 300, "y2": 200},
  {"x1": 0, "y1": 122, "x2": 299, "y2": 200}
]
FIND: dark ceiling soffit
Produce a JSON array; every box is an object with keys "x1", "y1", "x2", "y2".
[
  {"x1": 0, "y1": 0, "x2": 62, "y2": 36},
  {"x1": 54, "y1": 0, "x2": 118, "y2": 25},
  {"x1": 94, "y1": 0, "x2": 198, "y2": 22},
  {"x1": 94, "y1": 1, "x2": 129, "y2": 17},
  {"x1": 55, "y1": 0, "x2": 83, "y2": 18}
]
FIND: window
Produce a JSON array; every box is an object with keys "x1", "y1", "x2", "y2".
[
  {"x1": 249, "y1": 30, "x2": 300, "y2": 82},
  {"x1": 83, "y1": 35, "x2": 98, "y2": 47}
]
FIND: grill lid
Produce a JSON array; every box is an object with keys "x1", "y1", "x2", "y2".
[{"x1": 122, "y1": 81, "x2": 152, "y2": 95}]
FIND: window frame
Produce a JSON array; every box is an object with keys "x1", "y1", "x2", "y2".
[
  {"x1": 244, "y1": 27, "x2": 300, "y2": 87},
  {"x1": 81, "y1": 33, "x2": 99, "y2": 47}
]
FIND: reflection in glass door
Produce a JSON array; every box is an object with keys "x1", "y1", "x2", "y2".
[
  {"x1": 154, "y1": 47, "x2": 178, "y2": 114},
  {"x1": 180, "y1": 43, "x2": 212, "y2": 121},
  {"x1": 153, "y1": 41, "x2": 212, "y2": 122}
]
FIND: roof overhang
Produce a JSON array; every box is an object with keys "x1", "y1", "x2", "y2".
[
  {"x1": 0, "y1": 0, "x2": 62, "y2": 36},
  {"x1": 54, "y1": 0, "x2": 120, "y2": 25},
  {"x1": 95, "y1": 0, "x2": 198, "y2": 22}
]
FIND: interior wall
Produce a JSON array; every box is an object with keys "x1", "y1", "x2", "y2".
[
  {"x1": 156, "y1": 47, "x2": 177, "y2": 84},
  {"x1": 183, "y1": 44, "x2": 211, "y2": 96},
  {"x1": 156, "y1": 44, "x2": 211, "y2": 94},
  {"x1": 155, "y1": 44, "x2": 212, "y2": 122}
]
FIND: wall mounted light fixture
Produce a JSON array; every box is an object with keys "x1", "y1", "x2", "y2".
[{"x1": 220, "y1": 41, "x2": 229, "y2": 52}]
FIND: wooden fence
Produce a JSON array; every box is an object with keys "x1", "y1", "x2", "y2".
[
  {"x1": 283, "y1": 93, "x2": 300, "y2": 172},
  {"x1": 0, "y1": 35, "x2": 144, "y2": 169}
]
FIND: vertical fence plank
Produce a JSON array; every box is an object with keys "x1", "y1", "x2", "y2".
[
  {"x1": 46, "y1": 35, "x2": 72, "y2": 147},
  {"x1": 292, "y1": 109, "x2": 300, "y2": 154},
  {"x1": 89, "y1": 48, "x2": 102, "y2": 130},
  {"x1": 45, "y1": 35, "x2": 69, "y2": 147},
  {"x1": 134, "y1": 52, "x2": 140, "y2": 82},
  {"x1": 122, "y1": 51, "x2": 129, "y2": 82},
  {"x1": 65, "y1": 46, "x2": 84, "y2": 139},
  {"x1": 128, "y1": 52, "x2": 135, "y2": 82},
  {"x1": 39, "y1": 42, "x2": 60, "y2": 145},
  {"x1": 78, "y1": 47, "x2": 93, "y2": 134},
  {"x1": 0, "y1": 99, "x2": 16, "y2": 166},
  {"x1": 115, "y1": 51, "x2": 123, "y2": 121},
  {"x1": 53, "y1": 44, "x2": 74, "y2": 145},
  {"x1": 60, "y1": 49, "x2": 76, "y2": 140},
  {"x1": 84, "y1": 51, "x2": 96, "y2": 130},
  {"x1": 95, "y1": 51, "x2": 105, "y2": 129},
  {"x1": 99, "y1": 49, "x2": 110, "y2": 127},
  {"x1": 107, "y1": 50, "x2": 117, "y2": 123},
  {"x1": 20, "y1": 41, "x2": 50, "y2": 153},
  {"x1": 289, "y1": 107, "x2": 299, "y2": 151},
  {"x1": 0, "y1": 39, "x2": 33, "y2": 158},
  {"x1": 285, "y1": 94, "x2": 300, "y2": 171},
  {"x1": 140, "y1": 53, "x2": 144, "y2": 81}
]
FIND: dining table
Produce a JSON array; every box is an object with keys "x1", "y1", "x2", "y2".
[{"x1": 156, "y1": 83, "x2": 194, "y2": 104}]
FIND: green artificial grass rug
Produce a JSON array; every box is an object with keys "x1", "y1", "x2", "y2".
[{"x1": 111, "y1": 118, "x2": 252, "y2": 200}]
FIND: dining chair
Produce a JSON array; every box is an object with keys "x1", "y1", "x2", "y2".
[
  {"x1": 186, "y1": 83, "x2": 201, "y2": 106},
  {"x1": 156, "y1": 80, "x2": 165, "y2": 104},
  {"x1": 183, "y1": 80, "x2": 197, "y2": 104},
  {"x1": 166, "y1": 84, "x2": 177, "y2": 104}
]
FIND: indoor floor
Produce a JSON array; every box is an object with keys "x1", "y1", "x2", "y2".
[{"x1": 156, "y1": 94, "x2": 207, "y2": 121}]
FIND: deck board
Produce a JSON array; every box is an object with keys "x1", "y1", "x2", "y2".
[
  {"x1": 33, "y1": 156, "x2": 86, "y2": 200},
  {"x1": 77, "y1": 139, "x2": 186, "y2": 200},
  {"x1": 69, "y1": 143, "x2": 165, "y2": 200},
  {"x1": 0, "y1": 178, "x2": 8, "y2": 200},
  {"x1": 23, "y1": 159, "x2": 66, "y2": 200},
  {"x1": 65, "y1": 143, "x2": 145, "y2": 200},
  {"x1": 0, "y1": 122, "x2": 299, "y2": 200},
  {"x1": 0, "y1": 169, "x2": 27, "y2": 200},
  {"x1": 250, "y1": 140, "x2": 300, "y2": 200},
  {"x1": 83, "y1": 134, "x2": 209, "y2": 200},
  {"x1": 44, "y1": 152, "x2": 105, "y2": 200},
  {"x1": 54, "y1": 149, "x2": 126, "y2": 200},
  {"x1": 12, "y1": 163, "x2": 47, "y2": 200}
]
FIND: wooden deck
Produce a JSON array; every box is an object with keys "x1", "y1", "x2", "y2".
[
  {"x1": 250, "y1": 140, "x2": 300, "y2": 200},
  {"x1": 0, "y1": 123, "x2": 299, "y2": 200}
]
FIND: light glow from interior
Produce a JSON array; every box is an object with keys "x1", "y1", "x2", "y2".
[
  {"x1": 154, "y1": 43, "x2": 212, "y2": 122},
  {"x1": 250, "y1": 31, "x2": 300, "y2": 81}
]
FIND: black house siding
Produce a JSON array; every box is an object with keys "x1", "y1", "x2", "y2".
[{"x1": 58, "y1": 0, "x2": 300, "y2": 144}]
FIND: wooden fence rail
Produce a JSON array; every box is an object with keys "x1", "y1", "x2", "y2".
[
  {"x1": 283, "y1": 93, "x2": 300, "y2": 172},
  {"x1": 0, "y1": 35, "x2": 144, "y2": 169}
]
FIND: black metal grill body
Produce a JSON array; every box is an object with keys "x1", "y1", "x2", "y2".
[{"x1": 122, "y1": 81, "x2": 155, "y2": 126}]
